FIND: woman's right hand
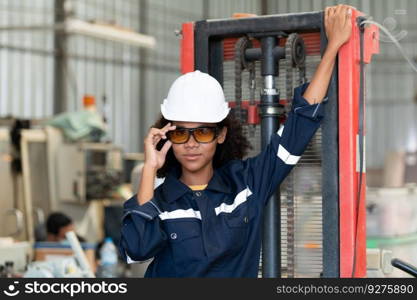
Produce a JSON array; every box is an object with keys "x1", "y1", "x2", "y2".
[{"x1": 144, "y1": 122, "x2": 176, "y2": 170}]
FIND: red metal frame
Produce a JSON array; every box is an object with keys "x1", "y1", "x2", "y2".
[
  {"x1": 181, "y1": 22, "x2": 195, "y2": 74},
  {"x1": 180, "y1": 10, "x2": 380, "y2": 278},
  {"x1": 338, "y1": 9, "x2": 379, "y2": 277}
]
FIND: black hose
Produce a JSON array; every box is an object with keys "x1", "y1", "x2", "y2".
[{"x1": 391, "y1": 258, "x2": 417, "y2": 277}]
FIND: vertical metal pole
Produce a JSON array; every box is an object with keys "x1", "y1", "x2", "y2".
[
  {"x1": 138, "y1": 0, "x2": 148, "y2": 152},
  {"x1": 202, "y1": 0, "x2": 209, "y2": 20},
  {"x1": 260, "y1": 36, "x2": 281, "y2": 278},
  {"x1": 53, "y1": 0, "x2": 67, "y2": 114},
  {"x1": 320, "y1": 13, "x2": 340, "y2": 277},
  {"x1": 260, "y1": 0, "x2": 268, "y2": 15}
]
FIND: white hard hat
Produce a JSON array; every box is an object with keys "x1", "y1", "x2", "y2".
[{"x1": 161, "y1": 70, "x2": 230, "y2": 123}]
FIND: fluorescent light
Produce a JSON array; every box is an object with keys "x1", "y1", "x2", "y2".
[
  {"x1": 64, "y1": 18, "x2": 155, "y2": 49},
  {"x1": 0, "y1": 19, "x2": 156, "y2": 49}
]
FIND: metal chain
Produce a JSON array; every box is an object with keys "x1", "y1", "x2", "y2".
[
  {"x1": 285, "y1": 34, "x2": 295, "y2": 112},
  {"x1": 234, "y1": 37, "x2": 252, "y2": 123},
  {"x1": 248, "y1": 57, "x2": 256, "y2": 137},
  {"x1": 284, "y1": 33, "x2": 296, "y2": 278},
  {"x1": 284, "y1": 33, "x2": 307, "y2": 278}
]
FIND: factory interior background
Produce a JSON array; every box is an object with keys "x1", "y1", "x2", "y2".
[{"x1": 0, "y1": 0, "x2": 416, "y2": 278}]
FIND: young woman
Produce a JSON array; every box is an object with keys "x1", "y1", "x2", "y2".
[{"x1": 119, "y1": 5, "x2": 352, "y2": 277}]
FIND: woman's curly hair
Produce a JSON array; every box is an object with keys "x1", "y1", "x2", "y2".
[{"x1": 153, "y1": 113, "x2": 252, "y2": 178}]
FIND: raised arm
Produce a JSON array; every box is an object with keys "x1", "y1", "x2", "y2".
[
  {"x1": 244, "y1": 5, "x2": 353, "y2": 205},
  {"x1": 138, "y1": 122, "x2": 176, "y2": 205},
  {"x1": 118, "y1": 122, "x2": 176, "y2": 263},
  {"x1": 303, "y1": 4, "x2": 353, "y2": 104}
]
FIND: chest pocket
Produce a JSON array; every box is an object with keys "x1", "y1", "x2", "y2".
[
  {"x1": 217, "y1": 197, "x2": 252, "y2": 256},
  {"x1": 163, "y1": 219, "x2": 204, "y2": 270}
]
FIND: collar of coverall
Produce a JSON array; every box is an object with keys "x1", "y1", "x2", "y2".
[{"x1": 162, "y1": 165, "x2": 232, "y2": 203}]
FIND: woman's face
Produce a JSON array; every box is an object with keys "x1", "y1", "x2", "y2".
[{"x1": 171, "y1": 121, "x2": 227, "y2": 173}]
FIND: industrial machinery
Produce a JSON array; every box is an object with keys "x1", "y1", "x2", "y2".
[
  {"x1": 0, "y1": 122, "x2": 125, "y2": 246},
  {"x1": 0, "y1": 127, "x2": 33, "y2": 242},
  {"x1": 56, "y1": 142, "x2": 123, "y2": 203},
  {"x1": 180, "y1": 9, "x2": 379, "y2": 277},
  {"x1": 0, "y1": 129, "x2": 21, "y2": 238}
]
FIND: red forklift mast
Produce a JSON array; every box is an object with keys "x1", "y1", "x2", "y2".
[{"x1": 180, "y1": 9, "x2": 379, "y2": 278}]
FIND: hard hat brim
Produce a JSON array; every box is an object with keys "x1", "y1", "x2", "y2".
[{"x1": 161, "y1": 101, "x2": 230, "y2": 123}]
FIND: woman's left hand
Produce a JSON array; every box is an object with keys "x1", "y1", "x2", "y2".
[
  {"x1": 302, "y1": 4, "x2": 354, "y2": 104},
  {"x1": 325, "y1": 4, "x2": 353, "y2": 50}
]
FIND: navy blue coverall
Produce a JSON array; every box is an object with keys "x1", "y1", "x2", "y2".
[{"x1": 119, "y1": 83, "x2": 325, "y2": 277}]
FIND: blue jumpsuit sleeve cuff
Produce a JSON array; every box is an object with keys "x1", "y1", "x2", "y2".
[
  {"x1": 122, "y1": 195, "x2": 161, "y2": 221},
  {"x1": 292, "y1": 82, "x2": 327, "y2": 121}
]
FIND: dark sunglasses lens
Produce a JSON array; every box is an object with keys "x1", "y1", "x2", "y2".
[
  {"x1": 194, "y1": 127, "x2": 216, "y2": 143},
  {"x1": 168, "y1": 129, "x2": 189, "y2": 144}
]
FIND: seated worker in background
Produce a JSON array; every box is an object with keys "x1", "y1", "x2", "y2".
[{"x1": 46, "y1": 212, "x2": 86, "y2": 243}]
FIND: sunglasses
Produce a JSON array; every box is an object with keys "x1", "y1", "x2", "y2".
[{"x1": 166, "y1": 126, "x2": 220, "y2": 144}]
